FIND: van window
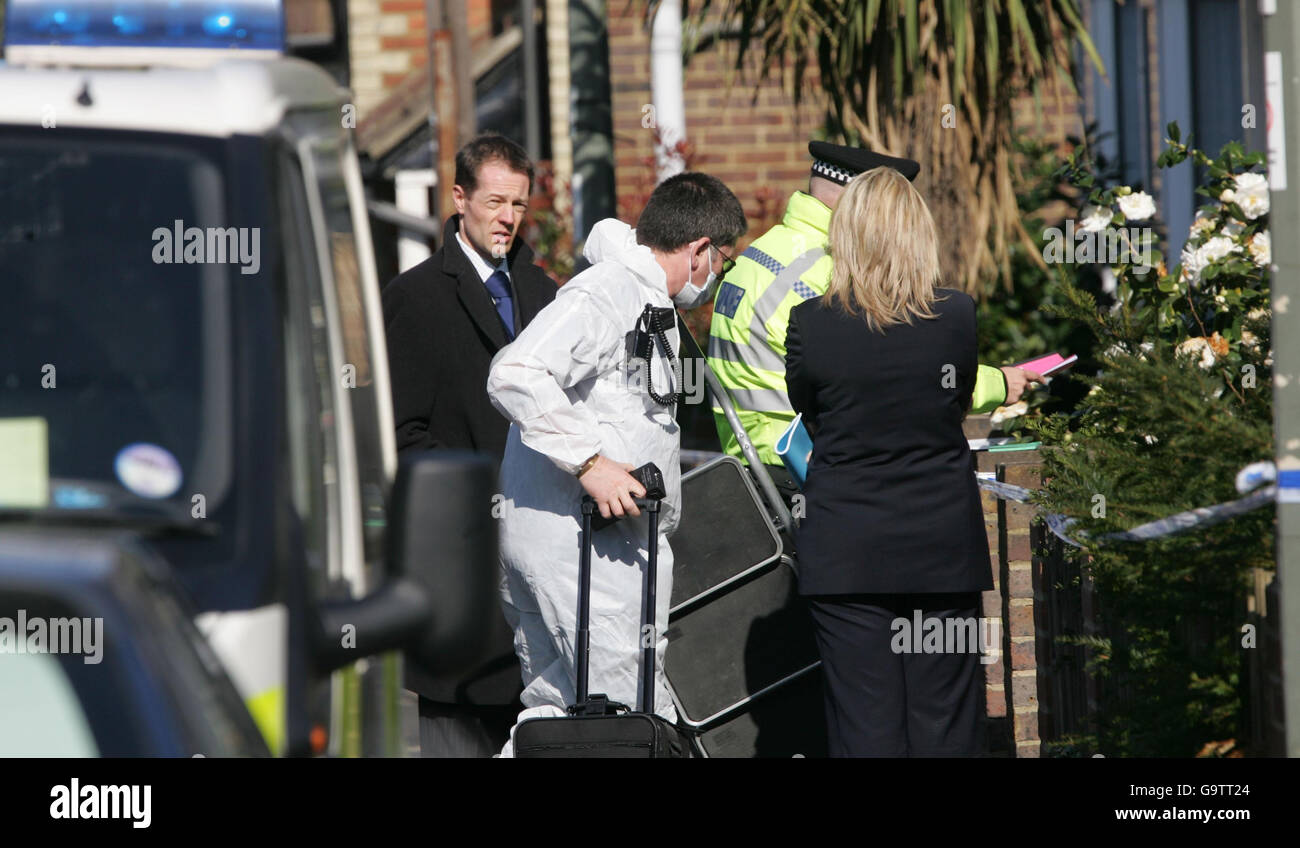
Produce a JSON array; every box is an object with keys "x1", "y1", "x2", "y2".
[
  {"x1": 291, "y1": 115, "x2": 390, "y2": 582},
  {"x1": 0, "y1": 650, "x2": 99, "y2": 756},
  {"x1": 0, "y1": 134, "x2": 234, "y2": 519}
]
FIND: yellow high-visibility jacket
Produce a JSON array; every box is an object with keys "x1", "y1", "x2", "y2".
[{"x1": 708, "y1": 191, "x2": 1008, "y2": 465}]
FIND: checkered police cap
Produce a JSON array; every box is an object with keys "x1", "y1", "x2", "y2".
[{"x1": 808, "y1": 141, "x2": 921, "y2": 184}]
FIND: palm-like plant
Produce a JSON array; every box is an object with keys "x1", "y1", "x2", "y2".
[{"x1": 680, "y1": 0, "x2": 1103, "y2": 293}]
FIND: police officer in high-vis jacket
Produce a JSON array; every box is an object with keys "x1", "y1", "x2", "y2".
[{"x1": 709, "y1": 142, "x2": 1042, "y2": 496}]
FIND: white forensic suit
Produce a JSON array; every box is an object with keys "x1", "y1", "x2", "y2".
[{"x1": 487, "y1": 218, "x2": 684, "y2": 756}]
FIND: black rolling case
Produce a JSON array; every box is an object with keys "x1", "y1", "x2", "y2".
[{"x1": 514, "y1": 469, "x2": 692, "y2": 758}]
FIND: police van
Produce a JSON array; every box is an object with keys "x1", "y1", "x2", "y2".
[{"x1": 0, "y1": 0, "x2": 497, "y2": 756}]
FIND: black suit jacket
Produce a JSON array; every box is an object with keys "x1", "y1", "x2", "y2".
[
  {"x1": 384, "y1": 215, "x2": 557, "y2": 459},
  {"x1": 785, "y1": 289, "x2": 993, "y2": 596},
  {"x1": 382, "y1": 215, "x2": 558, "y2": 703}
]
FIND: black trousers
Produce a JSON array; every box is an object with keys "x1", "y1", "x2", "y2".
[{"x1": 806, "y1": 592, "x2": 984, "y2": 757}]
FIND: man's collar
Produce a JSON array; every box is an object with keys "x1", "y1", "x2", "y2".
[
  {"x1": 455, "y1": 229, "x2": 508, "y2": 283},
  {"x1": 781, "y1": 191, "x2": 833, "y2": 238},
  {"x1": 441, "y1": 212, "x2": 533, "y2": 274}
]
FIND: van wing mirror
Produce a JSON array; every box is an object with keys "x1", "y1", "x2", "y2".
[{"x1": 387, "y1": 451, "x2": 499, "y2": 677}]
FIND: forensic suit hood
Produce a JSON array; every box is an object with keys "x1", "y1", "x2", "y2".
[{"x1": 487, "y1": 218, "x2": 684, "y2": 754}]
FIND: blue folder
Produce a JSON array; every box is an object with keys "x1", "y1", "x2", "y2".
[{"x1": 774, "y1": 413, "x2": 814, "y2": 487}]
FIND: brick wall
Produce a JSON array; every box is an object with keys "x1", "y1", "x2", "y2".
[
  {"x1": 1010, "y1": 74, "x2": 1087, "y2": 155},
  {"x1": 607, "y1": 10, "x2": 825, "y2": 248},
  {"x1": 608, "y1": 9, "x2": 1085, "y2": 248},
  {"x1": 349, "y1": 0, "x2": 496, "y2": 122},
  {"x1": 349, "y1": 0, "x2": 426, "y2": 119},
  {"x1": 349, "y1": 4, "x2": 1086, "y2": 234},
  {"x1": 467, "y1": 0, "x2": 492, "y2": 46}
]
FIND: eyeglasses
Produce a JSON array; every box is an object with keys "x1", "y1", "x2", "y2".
[{"x1": 714, "y1": 245, "x2": 736, "y2": 276}]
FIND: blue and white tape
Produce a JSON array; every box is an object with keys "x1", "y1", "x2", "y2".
[
  {"x1": 975, "y1": 473, "x2": 1277, "y2": 549},
  {"x1": 1277, "y1": 469, "x2": 1300, "y2": 504}
]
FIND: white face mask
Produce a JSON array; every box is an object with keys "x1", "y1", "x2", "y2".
[{"x1": 673, "y1": 245, "x2": 718, "y2": 309}]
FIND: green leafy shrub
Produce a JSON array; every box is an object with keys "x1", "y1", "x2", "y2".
[{"x1": 1025, "y1": 126, "x2": 1273, "y2": 756}]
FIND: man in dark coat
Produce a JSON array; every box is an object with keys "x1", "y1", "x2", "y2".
[{"x1": 382, "y1": 133, "x2": 558, "y2": 756}]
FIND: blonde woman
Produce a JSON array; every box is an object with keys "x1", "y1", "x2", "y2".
[{"x1": 785, "y1": 167, "x2": 992, "y2": 757}]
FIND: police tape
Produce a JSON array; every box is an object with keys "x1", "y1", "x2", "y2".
[{"x1": 975, "y1": 477, "x2": 1277, "y2": 549}]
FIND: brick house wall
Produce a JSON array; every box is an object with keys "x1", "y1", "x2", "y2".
[
  {"x1": 607, "y1": 9, "x2": 826, "y2": 248},
  {"x1": 349, "y1": 0, "x2": 496, "y2": 122},
  {"x1": 1012, "y1": 76, "x2": 1087, "y2": 162},
  {"x1": 608, "y1": 7, "x2": 1087, "y2": 252},
  {"x1": 349, "y1": 3, "x2": 1086, "y2": 245}
]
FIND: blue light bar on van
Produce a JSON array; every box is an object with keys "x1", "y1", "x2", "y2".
[{"x1": 4, "y1": 0, "x2": 284, "y2": 53}]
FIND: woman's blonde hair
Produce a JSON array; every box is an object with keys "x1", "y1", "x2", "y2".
[{"x1": 824, "y1": 166, "x2": 944, "y2": 331}]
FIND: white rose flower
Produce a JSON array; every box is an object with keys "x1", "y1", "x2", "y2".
[
  {"x1": 1190, "y1": 208, "x2": 1217, "y2": 236},
  {"x1": 1241, "y1": 329, "x2": 1260, "y2": 350},
  {"x1": 1249, "y1": 231, "x2": 1271, "y2": 266},
  {"x1": 1177, "y1": 336, "x2": 1217, "y2": 370},
  {"x1": 1117, "y1": 191, "x2": 1156, "y2": 221},
  {"x1": 1199, "y1": 235, "x2": 1241, "y2": 263},
  {"x1": 1222, "y1": 218, "x2": 1245, "y2": 238},
  {"x1": 1078, "y1": 205, "x2": 1113, "y2": 234},
  {"x1": 1223, "y1": 172, "x2": 1270, "y2": 220},
  {"x1": 1180, "y1": 244, "x2": 1206, "y2": 285},
  {"x1": 1187, "y1": 235, "x2": 1243, "y2": 285}
]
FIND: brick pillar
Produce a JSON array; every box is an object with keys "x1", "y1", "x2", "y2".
[
  {"x1": 967, "y1": 412, "x2": 1044, "y2": 758},
  {"x1": 977, "y1": 478, "x2": 1010, "y2": 754},
  {"x1": 998, "y1": 458, "x2": 1043, "y2": 758}
]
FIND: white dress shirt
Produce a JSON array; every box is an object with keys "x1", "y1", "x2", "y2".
[{"x1": 456, "y1": 229, "x2": 510, "y2": 285}]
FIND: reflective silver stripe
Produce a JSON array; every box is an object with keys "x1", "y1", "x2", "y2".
[
  {"x1": 709, "y1": 247, "x2": 825, "y2": 379},
  {"x1": 710, "y1": 247, "x2": 824, "y2": 414},
  {"x1": 727, "y1": 385, "x2": 793, "y2": 413},
  {"x1": 708, "y1": 331, "x2": 787, "y2": 374},
  {"x1": 749, "y1": 247, "x2": 826, "y2": 338}
]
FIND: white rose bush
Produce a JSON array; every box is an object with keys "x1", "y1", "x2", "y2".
[
  {"x1": 1049, "y1": 123, "x2": 1271, "y2": 382},
  {"x1": 1157, "y1": 128, "x2": 1271, "y2": 375},
  {"x1": 1024, "y1": 124, "x2": 1274, "y2": 757}
]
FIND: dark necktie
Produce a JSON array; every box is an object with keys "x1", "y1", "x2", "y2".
[{"x1": 484, "y1": 269, "x2": 515, "y2": 340}]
